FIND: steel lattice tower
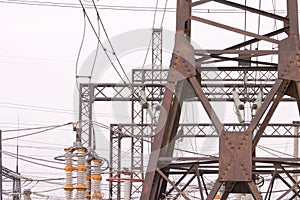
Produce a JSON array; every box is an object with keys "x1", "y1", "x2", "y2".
[
  {"x1": 79, "y1": 1, "x2": 300, "y2": 199},
  {"x1": 140, "y1": 0, "x2": 300, "y2": 199}
]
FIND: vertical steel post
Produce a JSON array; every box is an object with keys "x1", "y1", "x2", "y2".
[
  {"x1": 293, "y1": 121, "x2": 300, "y2": 196},
  {"x1": 152, "y1": 28, "x2": 163, "y2": 83}
]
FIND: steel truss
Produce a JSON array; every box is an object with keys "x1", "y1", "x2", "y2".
[
  {"x1": 81, "y1": 65, "x2": 296, "y2": 199},
  {"x1": 3, "y1": 166, "x2": 21, "y2": 199},
  {"x1": 140, "y1": 0, "x2": 300, "y2": 199},
  {"x1": 80, "y1": 65, "x2": 292, "y2": 199},
  {"x1": 79, "y1": 1, "x2": 300, "y2": 198}
]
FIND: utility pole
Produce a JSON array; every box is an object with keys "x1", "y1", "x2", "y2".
[{"x1": 13, "y1": 117, "x2": 20, "y2": 200}]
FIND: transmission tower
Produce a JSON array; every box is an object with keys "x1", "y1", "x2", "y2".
[
  {"x1": 140, "y1": 0, "x2": 300, "y2": 199},
  {"x1": 79, "y1": 1, "x2": 300, "y2": 199}
]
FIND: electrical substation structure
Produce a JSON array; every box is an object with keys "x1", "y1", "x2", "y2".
[{"x1": 78, "y1": 0, "x2": 300, "y2": 199}]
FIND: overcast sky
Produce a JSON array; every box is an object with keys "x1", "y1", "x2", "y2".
[{"x1": 0, "y1": 0, "x2": 177, "y2": 198}]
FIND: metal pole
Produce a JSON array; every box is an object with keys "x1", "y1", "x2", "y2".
[{"x1": 293, "y1": 121, "x2": 300, "y2": 199}]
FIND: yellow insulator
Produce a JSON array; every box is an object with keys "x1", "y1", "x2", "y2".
[
  {"x1": 214, "y1": 193, "x2": 221, "y2": 200},
  {"x1": 92, "y1": 174, "x2": 102, "y2": 181},
  {"x1": 64, "y1": 184, "x2": 74, "y2": 191},
  {"x1": 77, "y1": 165, "x2": 87, "y2": 172},
  {"x1": 86, "y1": 175, "x2": 91, "y2": 181},
  {"x1": 64, "y1": 148, "x2": 70, "y2": 153},
  {"x1": 86, "y1": 192, "x2": 91, "y2": 198},
  {"x1": 77, "y1": 148, "x2": 86, "y2": 153},
  {"x1": 76, "y1": 184, "x2": 87, "y2": 191},
  {"x1": 93, "y1": 159, "x2": 102, "y2": 163},
  {"x1": 92, "y1": 192, "x2": 102, "y2": 199},
  {"x1": 64, "y1": 165, "x2": 74, "y2": 172}
]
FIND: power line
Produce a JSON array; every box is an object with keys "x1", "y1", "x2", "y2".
[
  {"x1": 2, "y1": 122, "x2": 73, "y2": 140},
  {"x1": 0, "y1": 101, "x2": 130, "y2": 118},
  {"x1": 2, "y1": 150, "x2": 64, "y2": 165},
  {"x1": 91, "y1": 0, "x2": 131, "y2": 83},
  {"x1": 2, "y1": 151, "x2": 62, "y2": 170},
  {"x1": 77, "y1": 0, "x2": 129, "y2": 84},
  {"x1": 2, "y1": 123, "x2": 73, "y2": 133},
  {"x1": 75, "y1": 9, "x2": 88, "y2": 92},
  {"x1": 0, "y1": 0, "x2": 293, "y2": 14},
  {"x1": 160, "y1": 0, "x2": 169, "y2": 28}
]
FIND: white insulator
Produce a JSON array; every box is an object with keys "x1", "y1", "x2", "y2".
[
  {"x1": 66, "y1": 153, "x2": 72, "y2": 165},
  {"x1": 77, "y1": 171, "x2": 85, "y2": 184},
  {"x1": 78, "y1": 155, "x2": 85, "y2": 165},
  {"x1": 66, "y1": 172, "x2": 72, "y2": 185},
  {"x1": 92, "y1": 160, "x2": 102, "y2": 195},
  {"x1": 76, "y1": 191, "x2": 85, "y2": 200},
  {"x1": 76, "y1": 151, "x2": 87, "y2": 199},
  {"x1": 86, "y1": 160, "x2": 91, "y2": 199},
  {"x1": 65, "y1": 191, "x2": 72, "y2": 200},
  {"x1": 232, "y1": 91, "x2": 244, "y2": 123},
  {"x1": 64, "y1": 152, "x2": 73, "y2": 200},
  {"x1": 124, "y1": 174, "x2": 131, "y2": 200}
]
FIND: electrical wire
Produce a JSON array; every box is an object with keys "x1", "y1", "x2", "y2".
[
  {"x1": 0, "y1": 0, "x2": 293, "y2": 14},
  {"x1": 258, "y1": 145, "x2": 295, "y2": 158},
  {"x1": 2, "y1": 123, "x2": 72, "y2": 133},
  {"x1": 3, "y1": 151, "x2": 63, "y2": 170},
  {"x1": 160, "y1": 0, "x2": 169, "y2": 28},
  {"x1": 32, "y1": 186, "x2": 63, "y2": 193},
  {"x1": 91, "y1": 0, "x2": 131, "y2": 83},
  {"x1": 77, "y1": 0, "x2": 129, "y2": 84},
  {"x1": 2, "y1": 122, "x2": 73, "y2": 140},
  {"x1": 75, "y1": 9, "x2": 87, "y2": 92},
  {"x1": 89, "y1": 0, "x2": 101, "y2": 85},
  {"x1": 141, "y1": 0, "x2": 160, "y2": 70},
  {"x1": 2, "y1": 150, "x2": 64, "y2": 165}
]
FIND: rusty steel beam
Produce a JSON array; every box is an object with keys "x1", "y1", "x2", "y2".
[
  {"x1": 156, "y1": 168, "x2": 190, "y2": 200},
  {"x1": 138, "y1": 0, "x2": 300, "y2": 199},
  {"x1": 191, "y1": 0, "x2": 212, "y2": 7},
  {"x1": 251, "y1": 80, "x2": 291, "y2": 151},
  {"x1": 201, "y1": 54, "x2": 277, "y2": 66},
  {"x1": 189, "y1": 77, "x2": 223, "y2": 134},
  {"x1": 226, "y1": 27, "x2": 289, "y2": 50},
  {"x1": 190, "y1": 15, "x2": 280, "y2": 44},
  {"x1": 212, "y1": 0, "x2": 289, "y2": 22},
  {"x1": 195, "y1": 49, "x2": 278, "y2": 55}
]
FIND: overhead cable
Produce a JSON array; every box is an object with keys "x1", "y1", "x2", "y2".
[{"x1": 2, "y1": 122, "x2": 73, "y2": 140}]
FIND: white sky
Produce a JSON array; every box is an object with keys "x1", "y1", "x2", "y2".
[
  {"x1": 0, "y1": 0, "x2": 177, "y2": 198},
  {"x1": 0, "y1": 0, "x2": 300, "y2": 199}
]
